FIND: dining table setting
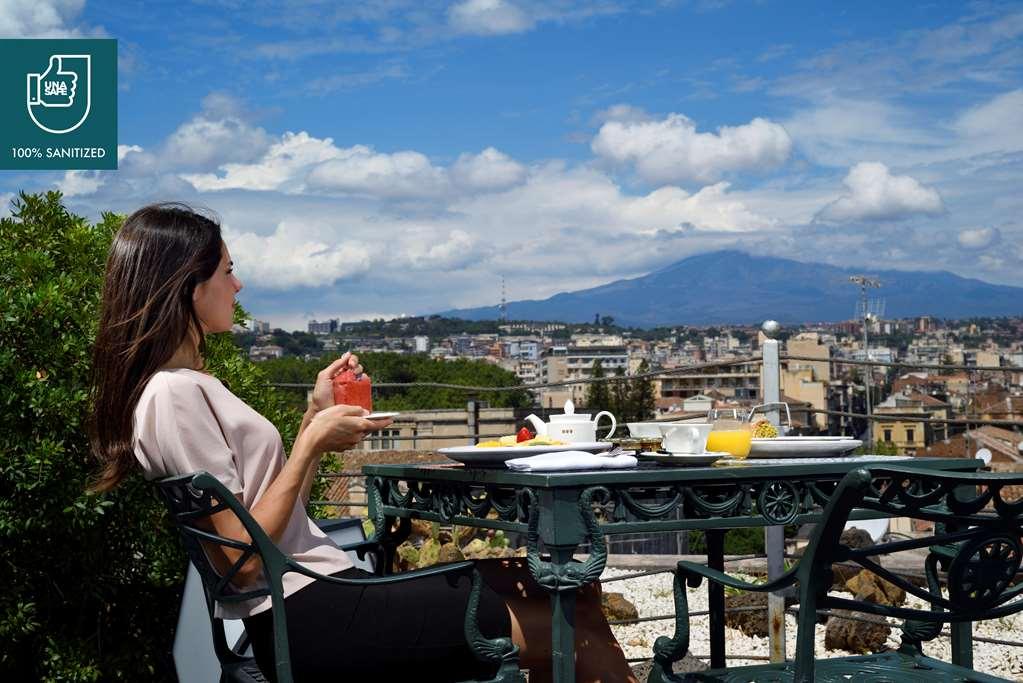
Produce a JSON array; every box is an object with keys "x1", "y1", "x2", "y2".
[{"x1": 361, "y1": 399, "x2": 981, "y2": 683}]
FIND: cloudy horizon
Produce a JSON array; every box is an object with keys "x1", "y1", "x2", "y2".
[{"x1": 2, "y1": 1, "x2": 1021, "y2": 331}]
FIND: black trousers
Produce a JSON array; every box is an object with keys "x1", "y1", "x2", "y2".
[{"x1": 243, "y1": 566, "x2": 512, "y2": 682}]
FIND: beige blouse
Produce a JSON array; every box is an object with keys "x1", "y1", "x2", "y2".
[{"x1": 132, "y1": 368, "x2": 352, "y2": 619}]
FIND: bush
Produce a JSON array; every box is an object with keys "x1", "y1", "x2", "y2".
[{"x1": 0, "y1": 192, "x2": 303, "y2": 679}]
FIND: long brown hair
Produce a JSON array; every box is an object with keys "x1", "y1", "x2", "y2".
[{"x1": 88, "y1": 203, "x2": 223, "y2": 492}]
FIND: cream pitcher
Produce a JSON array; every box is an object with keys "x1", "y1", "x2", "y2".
[{"x1": 524, "y1": 400, "x2": 617, "y2": 443}]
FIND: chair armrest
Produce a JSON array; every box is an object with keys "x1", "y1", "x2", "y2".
[
  {"x1": 284, "y1": 557, "x2": 477, "y2": 587},
  {"x1": 677, "y1": 560, "x2": 799, "y2": 593},
  {"x1": 337, "y1": 539, "x2": 381, "y2": 553}
]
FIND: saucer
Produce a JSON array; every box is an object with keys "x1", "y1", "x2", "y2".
[{"x1": 638, "y1": 451, "x2": 728, "y2": 466}]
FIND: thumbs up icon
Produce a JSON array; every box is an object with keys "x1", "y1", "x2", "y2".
[{"x1": 28, "y1": 55, "x2": 78, "y2": 108}]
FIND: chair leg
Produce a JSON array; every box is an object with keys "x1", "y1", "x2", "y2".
[
  {"x1": 792, "y1": 586, "x2": 817, "y2": 683},
  {"x1": 950, "y1": 621, "x2": 973, "y2": 669},
  {"x1": 648, "y1": 570, "x2": 690, "y2": 683},
  {"x1": 462, "y1": 569, "x2": 526, "y2": 683}
]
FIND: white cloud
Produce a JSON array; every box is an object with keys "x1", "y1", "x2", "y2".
[
  {"x1": 957, "y1": 226, "x2": 1001, "y2": 250},
  {"x1": 305, "y1": 146, "x2": 449, "y2": 199},
  {"x1": 0, "y1": 192, "x2": 13, "y2": 218},
  {"x1": 953, "y1": 90, "x2": 1023, "y2": 154},
  {"x1": 224, "y1": 221, "x2": 371, "y2": 289},
  {"x1": 591, "y1": 103, "x2": 654, "y2": 125},
  {"x1": 448, "y1": 0, "x2": 533, "y2": 35},
  {"x1": 815, "y1": 162, "x2": 944, "y2": 223},
  {"x1": 784, "y1": 98, "x2": 939, "y2": 168},
  {"x1": 591, "y1": 112, "x2": 792, "y2": 184},
  {"x1": 183, "y1": 131, "x2": 343, "y2": 192},
  {"x1": 186, "y1": 133, "x2": 525, "y2": 200},
  {"x1": 395, "y1": 228, "x2": 487, "y2": 270},
  {"x1": 450, "y1": 147, "x2": 526, "y2": 191},
  {"x1": 162, "y1": 94, "x2": 272, "y2": 170},
  {"x1": 622, "y1": 182, "x2": 777, "y2": 234},
  {"x1": 56, "y1": 171, "x2": 102, "y2": 198},
  {"x1": 0, "y1": 0, "x2": 88, "y2": 38}
]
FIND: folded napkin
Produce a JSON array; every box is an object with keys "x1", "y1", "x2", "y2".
[{"x1": 505, "y1": 450, "x2": 638, "y2": 472}]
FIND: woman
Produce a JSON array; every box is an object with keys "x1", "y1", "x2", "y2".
[{"x1": 88, "y1": 203, "x2": 637, "y2": 683}]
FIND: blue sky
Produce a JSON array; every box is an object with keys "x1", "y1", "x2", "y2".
[{"x1": 2, "y1": 0, "x2": 1021, "y2": 330}]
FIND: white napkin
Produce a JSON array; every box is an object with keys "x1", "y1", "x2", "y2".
[{"x1": 505, "y1": 450, "x2": 638, "y2": 472}]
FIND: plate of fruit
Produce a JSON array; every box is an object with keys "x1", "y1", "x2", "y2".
[
  {"x1": 439, "y1": 427, "x2": 613, "y2": 466},
  {"x1": 742, "y1": 404, "x2": 862, "y2": 457}
]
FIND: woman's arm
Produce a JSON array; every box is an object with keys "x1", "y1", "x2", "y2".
[
  {"x1": 203, "y1": 406, "x2": 385, "y2": 586},
  {"x1": 295, "y1": 352, "x2": 366, "y2": 505},
  {"x1": 297, "y1": 406, "x2": 322, "y2": 505}
]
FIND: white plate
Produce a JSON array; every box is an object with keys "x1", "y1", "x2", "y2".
[
  {"x1": 639, "y1": 451, "x2": 728, "y2": 466},
  {"x1": 749, "y1": 438, "x2": 862, "y2": 458},
  {"x1": 365, "y1": 411, "x2": 400, "y2": 421},
  {"x1": 762, "y1": 436, "x2": 854, "y2": 441},
  {"x1": 439, "y1": 441, "x2": 613, "y2": 467}
]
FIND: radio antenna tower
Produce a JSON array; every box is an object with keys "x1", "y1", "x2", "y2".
[
  {"x1": 499, "y1": 277, "x2": 508, "y2": 322},
  {"x1": 849, "y1": 275, "x2": 882, "y2": 444}
]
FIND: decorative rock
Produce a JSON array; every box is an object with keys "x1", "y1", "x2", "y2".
[
  {"x1": 601, "y1": 592, "x2": 639, "y2": 622},
  {"x1": 437, "y1": 542, "x2": 465, "y2": 565},
  {"x1": 418, "y1": 538, "x2": 441, "y2": 567},
  {"x1": 824, "y1": 609, "x2": 890, "y2": 654},
  {"x1": 410, "y1": 519, "x2": 434, "y2": 541},
  {"x1": 395, "y1": 541, "x2": 419, "y2": 572},
  {"x1": 725, "y1": 592, "x2": 768, "y2": 637},
  {"x1": 845, "y1": 570, "x2": 906, "y2": 606},
  {"x1": 461, "y1": 538, "x2": 490, "y2": 558},
  {"x1": 840, "y1": 527, "x2": 874, "y2": 550},
  {"x1": 454, "y1": 524, "x2": 476, "y2": 546}
]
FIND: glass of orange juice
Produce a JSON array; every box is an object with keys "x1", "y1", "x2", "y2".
[{"x1": 706, "y1": 408, "x2": 752, "y2": 459}]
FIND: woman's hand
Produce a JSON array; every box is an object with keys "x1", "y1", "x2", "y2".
[
  {"x1": 306, "y1": 404, "x2": 393, "y2": 454},
  {"x1": 309, "y1": 352, "x2": 366, "y2": 413}
]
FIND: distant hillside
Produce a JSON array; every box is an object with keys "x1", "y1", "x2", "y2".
[{"x1": 435, "y1": 250, "x2": 1023, "y2": 327}]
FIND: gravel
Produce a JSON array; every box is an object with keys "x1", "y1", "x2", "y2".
[{"x1": 603, "y1": 566, "x2": 1023, "y2": 680}]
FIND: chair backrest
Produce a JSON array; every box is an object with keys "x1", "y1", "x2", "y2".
[
  {"x1": 155, "y1": 471, "x2": 295, "y2": 682},
  {"x1": 800, "y1": 465, "x2": 1023, "y2": 627}
]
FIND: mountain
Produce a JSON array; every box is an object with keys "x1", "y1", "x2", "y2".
[{"x1": 435, "y1": 250, "x2": 1023, "y2": 327}]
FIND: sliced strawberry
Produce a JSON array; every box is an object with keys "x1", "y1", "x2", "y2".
[{"x1": 516, "y1": 427, "x2": 533, "y2": 442}]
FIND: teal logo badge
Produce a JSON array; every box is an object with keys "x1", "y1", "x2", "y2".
[{"x1": 0, "y1": 40, "x2": 116, "y2": 170}]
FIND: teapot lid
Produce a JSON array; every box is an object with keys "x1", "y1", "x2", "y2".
[{"x1": 550, "y1": 399, "x2": 591, "y2": 421}]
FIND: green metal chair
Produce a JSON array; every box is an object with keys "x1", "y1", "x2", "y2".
[
  {"x1": 650, "y1": 466, "x2": 1023, "y2": 682},
  {"x1": 155, "y1": 471, "x2": 525, "y2": 683}
]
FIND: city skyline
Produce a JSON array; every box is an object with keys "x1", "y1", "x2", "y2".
[{"x1": 1, "y1": 1, "x2": 1021, "y2": 331}]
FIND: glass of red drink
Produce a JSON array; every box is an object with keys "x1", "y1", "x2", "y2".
[{"x1": 332, "y1": 369, "x2": 373, "y2": 411}]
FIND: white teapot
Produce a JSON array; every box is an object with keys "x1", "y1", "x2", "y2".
[{"x1": 524, "y1": 400, "x2": 617, "y2": 443}]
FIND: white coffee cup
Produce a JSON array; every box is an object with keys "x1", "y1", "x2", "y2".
[
  {"x1": 658, "y1": 423, "x2": 713, "y2": 454},
  {"x1": 627, "y1": 422, "x2": 668, "y2": 438}
]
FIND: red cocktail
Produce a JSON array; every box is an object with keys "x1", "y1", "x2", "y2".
[{"x1": 332, "y1": 369, "x2": 373, "y2": 411}]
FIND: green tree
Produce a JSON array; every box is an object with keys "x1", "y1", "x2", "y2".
[
  {"x1": 610, "y1": 366, "x2": 631, "y2": 425},
  {"x1": 629, "y1": 360, "x2": 656, "y2": 422},
  {"x1": 584, "y1": 359, "x2": 611, "y2": 411},
  {"x1": 260, "y1": 352, "x2": 532, "y2": 412},
  {"x1": 0, "y1": 192, "x2": 303, "y2": 680}
]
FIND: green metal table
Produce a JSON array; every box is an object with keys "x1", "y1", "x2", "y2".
[{"x1": 363, "y1": 455, "x2": 982, "y2": 683}]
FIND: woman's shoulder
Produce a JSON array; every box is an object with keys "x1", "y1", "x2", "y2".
[{"x1": 138, "y1": 368, "x2": 225, "y2": 407}]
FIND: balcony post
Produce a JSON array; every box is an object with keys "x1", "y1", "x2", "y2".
[{"x1": 761, "y1": 323, "x2": 786, "y2": 663}]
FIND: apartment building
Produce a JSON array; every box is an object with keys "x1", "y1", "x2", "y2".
[
  {"x1": 875, "y1": 391, "x2": 951, "y2": 454},
  {"x1": 657, "y1": 362, "x2": 760, "y2": 402},
  {"x1": 539, "y1": 345, "x2": 629, "y2": 408}
]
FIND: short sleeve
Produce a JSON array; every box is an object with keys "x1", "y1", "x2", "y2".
[{"x1": 134, "y1": 374, "x2": 243, "y2": 495}]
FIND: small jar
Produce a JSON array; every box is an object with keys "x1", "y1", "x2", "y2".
[{"x1": 332, "y1": 369, "x2": 373, "y2": 411}]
